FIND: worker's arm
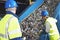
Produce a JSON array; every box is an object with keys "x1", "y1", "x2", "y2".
[
  {"x1": 45, "y1": 22, "x2": 50, "y2": 33},
  {"x1": 8, "y1": 17, "x2": 22, "y2": 40}
]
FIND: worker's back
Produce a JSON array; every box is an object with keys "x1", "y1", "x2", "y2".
[{"x1": 0, "y1": 14, "x2": 13, "y2": 40}]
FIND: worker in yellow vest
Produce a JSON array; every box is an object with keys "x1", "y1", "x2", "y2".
[
  {"x1": 0, "y1": 0, "x2": 22, "y2": 40},
  {"x1": 41, "y1": 10, "x2": 59, "y2": 40}
]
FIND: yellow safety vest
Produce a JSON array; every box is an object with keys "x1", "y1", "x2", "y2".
[
  {"x1": 45, "y1": 17, "x2": 59, "y2": 40},
  {"x1": 0, "y1": 14, "x2": 22, "y2": 40}
]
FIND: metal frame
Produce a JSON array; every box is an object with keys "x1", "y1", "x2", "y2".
[{"x1": 19, "y1": 0, "x2": 44, "y2": 23}]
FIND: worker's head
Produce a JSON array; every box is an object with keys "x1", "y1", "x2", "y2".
[
  {"x1": 5, "y1": 0, "x2": 18, "y2": 14},
  {"x1": 41, "y1": 10, "x2": 49, "y2": 20}
]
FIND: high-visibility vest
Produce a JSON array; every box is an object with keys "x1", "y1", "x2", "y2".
[
  {"x1": 45, "y1": 17, "x2": 59, "y2": 40},
  {"x1": 0, "y1": 14, "x2": 22, "y2": 40}
]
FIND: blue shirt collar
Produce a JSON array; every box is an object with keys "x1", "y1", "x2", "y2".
[{"x1": 6, "y1": 11, "x2": 18, "y2": 18}]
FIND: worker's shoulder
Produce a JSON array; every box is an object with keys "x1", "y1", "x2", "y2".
[
  {"x1": 47, "y1": 17, "x2": 54, "y2": 19},
  {"x1": 47, "y1": 17, "x2": 57, "y2": 23},
  {"x1": 11, "y1": 15, "x2": 18, "y2": 20},
  {"x1": 5, "y1": 14, "x2": 18, "y2": 20}
]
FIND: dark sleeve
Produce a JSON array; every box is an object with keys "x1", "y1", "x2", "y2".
[{"x1": 10, "y1": 37, "x2": 23, "y2": 40}]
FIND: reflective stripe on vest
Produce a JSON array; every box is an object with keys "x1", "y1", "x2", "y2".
[
  {"x1": 6, "y1": 16, "x2": 13, "y2": 39},
  {"x1": 0, "y1": 34, "x2": 8, "y2": 38},
  {"x1": 8, "y1": 29, "x2": 21, "y2": 35},
  {"x1": 49, "y1": 32, "x2": 58, "y2": 35}
]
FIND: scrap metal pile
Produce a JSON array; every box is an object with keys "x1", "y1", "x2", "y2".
[{"x1": 20, "y1": 0, "x2": 60, "y2": 40}]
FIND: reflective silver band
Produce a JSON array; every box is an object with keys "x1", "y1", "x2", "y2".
[{"x1": 0, "y1": 33, "x2": 8, "y2": 38}]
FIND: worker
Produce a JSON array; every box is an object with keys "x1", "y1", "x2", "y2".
[
  {"x1": 0, "y1": 0, "x2": 22, "y2": 40},
  {"x1": 41, "y1": 10, "x2": 59, "y2": 40}
]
